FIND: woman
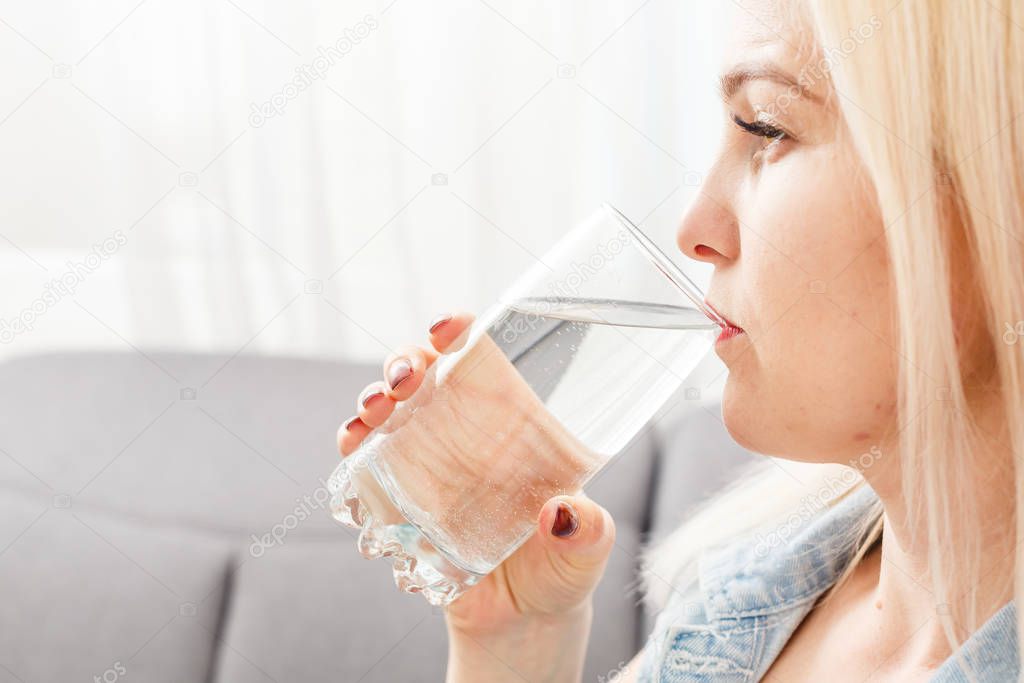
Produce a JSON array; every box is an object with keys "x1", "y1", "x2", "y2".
[{"x1": 337, "y1": 0, "x2": 1023, "y2": 679}]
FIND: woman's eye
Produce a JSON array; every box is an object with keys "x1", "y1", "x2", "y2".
[{"x1": 731, "y1": 114, "x2": 789, "y2": 151}]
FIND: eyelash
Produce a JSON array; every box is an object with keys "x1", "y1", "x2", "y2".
[{"x1": 731, "y1": 114, "x2": 788, "y2": 145}]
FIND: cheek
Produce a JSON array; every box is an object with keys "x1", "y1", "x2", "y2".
[
  {"x1": 722, "y1": 158, "x2": 898, "y2": 461},
  {"x1": 722, "y1": 319, "x2": 899, "y2": 461}
]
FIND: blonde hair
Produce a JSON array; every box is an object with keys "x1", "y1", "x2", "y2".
[{"x1": 642, "y1": 0, "x2": 1024, "y2": 673}]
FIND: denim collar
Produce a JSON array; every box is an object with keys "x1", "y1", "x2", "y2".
[
  {"x1": 692, "y1": 481, "x2": 1019, "y2": 681},
  {"x1": 933, "y1": 600, "x2": 1019, "y2": 680},
  {"x1": 698, "y1": 482, "x2": 880, "y2": 624}
]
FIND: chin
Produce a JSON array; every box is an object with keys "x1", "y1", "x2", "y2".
[
  {"x1": 719, "y1": 377, "x2": 763, "y2": 453},
  {"x1": 720, "y1": 376, "x2": 814, "y2": 462},
  {"x1": 721, "y1": 376, "x2": 887, "y2": 467}
]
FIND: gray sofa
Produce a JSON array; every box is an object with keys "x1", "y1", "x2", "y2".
[{"x1": 0, "y1": 352, "x2": 754, "y2": 682}]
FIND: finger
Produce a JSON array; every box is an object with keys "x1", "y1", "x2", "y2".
[
  {"x1": 427, "y1": 312, "x2": 475, "y2": 354},
  {"x1": 536, "y1": 493, "x2": 616, "y2": 568},
  {"x1": 383, "y1": 345, "x2": 433, "y2": 402},
  {"x1": 357, "y1": 381, "x2": 395, "y2": 428},
  {"x1": 337, "y1": 416, "x2": 372, "y2": 457}
]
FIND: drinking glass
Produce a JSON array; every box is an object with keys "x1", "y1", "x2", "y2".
[{"x1": 328, "y1": 204, "x2": 724, "y2": 605}]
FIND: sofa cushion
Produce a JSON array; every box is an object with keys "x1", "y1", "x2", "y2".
[
  {"x1": 0, "y1": 352, "x2": 662, "y2": 681},
  {"x1": 0, "y1": 489, "x2": 228, "y2": 682}
]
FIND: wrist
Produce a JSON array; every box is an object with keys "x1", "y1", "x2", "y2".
[{"x1": 445, "y1": 602, "x2": 593, "y2": 683}]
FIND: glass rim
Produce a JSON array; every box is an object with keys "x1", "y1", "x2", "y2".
[{"x1": 602, "y1": 203, "x2": 727, "y2": 328}]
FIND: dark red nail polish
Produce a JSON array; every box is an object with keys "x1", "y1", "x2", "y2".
[
  {"x1": 387, "y1": 359, "x2": 413, "y2": 390},
  {"x1": 360, "y1": 387, "x2": 386, "y2": 408},
  {"x1": 551, "y1": 501, "x2": 579, "y2": 538},
  {"x1": 429, "y1": 314, "x2": 453, "y2": 334},
  {"x1": 342, "y1": 416, "x2": 363, "y2": 431}
]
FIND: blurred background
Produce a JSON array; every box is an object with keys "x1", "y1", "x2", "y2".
[
  {"x1": 0, "y1": 0, "x2": 727, "y2": 364},
  {"x1": 0, "y1": 2, "x2": 756, "y2": 682}
]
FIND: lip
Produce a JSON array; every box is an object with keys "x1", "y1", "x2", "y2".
[
  {"x1": 704, "y1": 299, "x2": 745, "y2": 331},
  {"x1": 704, "y1": 300, "x2": 745, "y2": 345},
  {"x1": 715, "y1": 325, "x2": 745, "y2": 344}
]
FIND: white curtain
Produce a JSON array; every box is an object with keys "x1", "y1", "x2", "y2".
[{"x1": 0, "y1": 0, "x2": 727, "y2": 363}]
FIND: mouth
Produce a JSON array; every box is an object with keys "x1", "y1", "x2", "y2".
[{"x1": 704, "y1": 300, "x2": 745, "y2": 345}]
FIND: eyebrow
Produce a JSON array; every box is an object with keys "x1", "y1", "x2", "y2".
[{"x1": 718, "y1": 63, "x2": 822, "y2": 103}]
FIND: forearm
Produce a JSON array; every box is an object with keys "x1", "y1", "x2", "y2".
[{"x1": 445, "y1": 603, "x2": 593, "y2": 683}]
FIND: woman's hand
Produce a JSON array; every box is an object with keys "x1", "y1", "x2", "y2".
[{"x1": 337, "y1": 312, "x2": 616, "y2": 679}]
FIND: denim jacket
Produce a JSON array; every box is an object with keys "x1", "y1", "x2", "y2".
[{"x1": 637, "y1": 484, "x2": 1019, "y2": 682}]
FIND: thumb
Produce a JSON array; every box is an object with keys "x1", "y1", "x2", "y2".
[{"x1": 536, "y1": 493, "x2": 616, "y2": 570}]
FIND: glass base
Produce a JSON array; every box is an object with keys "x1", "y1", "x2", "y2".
[{"x1": 327, "y1": 456, "x2": 482, "y2": 606}]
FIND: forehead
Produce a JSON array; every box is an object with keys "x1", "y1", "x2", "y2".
[
  {"x1": 729, "y1": 0, "x2": 806, "y2": 64},
  {"x1": 723, "y1": 0, "x2": 822, "y2": 91}
]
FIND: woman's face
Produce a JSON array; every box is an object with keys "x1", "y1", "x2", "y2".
[{"x1": 678, "y1": 0, "x2": 899, "y2": 463}]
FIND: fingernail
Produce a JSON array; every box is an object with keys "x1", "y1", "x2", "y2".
[
  {"x1": 429, "y1": 313, "x2": 453, "y2": 334},
  {"x1": 387, "y1": 358, "x2": 413, "y2": 390},
  {"x1": 551, "y1": 501, "x2": 579, "y2": 538},
  {"x1": 360, "y1": 386, "x2": 386, "y2": 408},
  {"x1": 342, "y1": 416, "x2": 363, "y2": 431}
]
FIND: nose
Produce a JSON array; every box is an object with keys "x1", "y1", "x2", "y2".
[{"x1": 675, "y1": 167, "x2": 739, "y2": 266}]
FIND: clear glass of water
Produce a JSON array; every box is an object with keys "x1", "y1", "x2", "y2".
[{"x1": 328, "y1": 204, "x2": 724, "y2": 605}]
